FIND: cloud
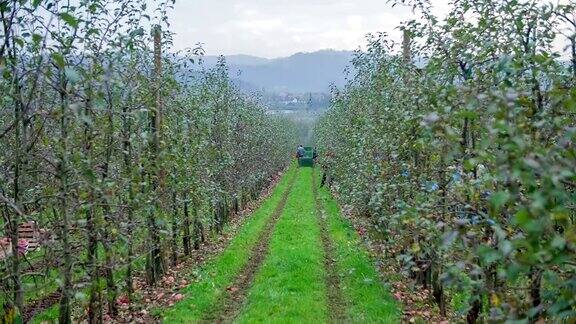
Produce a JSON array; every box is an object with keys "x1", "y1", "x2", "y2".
[
  {"x1": 163, "y1": 0, "x2": 449, "y2": 58},
  {"x1": 237, "y1": 19, "x2": 284, "y2": 34},
  {"x1": 347, "y1": 15, "x2": 364, "y2": 30}
]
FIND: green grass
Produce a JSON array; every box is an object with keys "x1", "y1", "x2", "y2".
[
  {"x1": 236, "y1": 168, "x2": 328, "y2": 323},
  {"x1": 161, "y1": 166, "x2": 296, "y2": 322},
  {"x1": 3, "y1": 222, "x2": 141, "y2": 319},
  {"x1": 30, "y1": 304, "x2": 59, "y2": 323},
  {"x1": 1, "y1": 249, "x2": 98, "y2": 320},
  {"x1": 30, "y1": 250, "x2": 149, "y2": 323},
  {"x1": 318, "y1": 174, "x2": 401, "y2": 323},
  {"x1": 0, "y1": 241, "x2": 79, "y2": 307}
]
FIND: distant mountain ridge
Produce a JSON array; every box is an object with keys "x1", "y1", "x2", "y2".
[{"x1": 201, "y1": 50, "x2": 355, "y2": 94}]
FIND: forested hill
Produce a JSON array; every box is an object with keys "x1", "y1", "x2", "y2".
[{"x1": 201, "y1": 50, "x2": 355, "y2": 93}]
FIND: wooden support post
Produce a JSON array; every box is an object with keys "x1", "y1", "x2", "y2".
[{"x1": 146, "y1": 24, "x2": 165, "y2": 285}]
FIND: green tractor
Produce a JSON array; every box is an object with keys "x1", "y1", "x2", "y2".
[{"x1": 298, "y1": 146, "x2": 315, "y2": 167}]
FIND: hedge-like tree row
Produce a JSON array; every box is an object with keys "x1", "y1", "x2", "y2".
[
  {"x1": 317, "y1": 0, "x2": 575, "y2": 321},
  {"x1": 0, "y1": 0, "x2": 296, "y2": 322}
]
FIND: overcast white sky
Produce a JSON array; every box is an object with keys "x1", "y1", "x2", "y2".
[{"x1": 163, "y1": 0, "x2": 451, "y2": 58}]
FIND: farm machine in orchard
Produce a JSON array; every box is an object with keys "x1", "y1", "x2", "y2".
[{"x1": 298, "y1": 147, "x2": 316, "y2": 167}]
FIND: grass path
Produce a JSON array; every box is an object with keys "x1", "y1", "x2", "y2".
[
  {"x1": 162, "y1": 166, "x2": 400, "y2": 322},
  {"x1": 203, "y1": 169, "x2": 298, "y2": 322},
  {"x1": 235, "y1": 168, "x2": 328, "y2": 323}
]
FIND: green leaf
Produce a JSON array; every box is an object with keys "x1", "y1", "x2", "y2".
[
  {"x1": 32, "y1": 33, "x2": 43, "y2": 45},
  {"x1": 50, "y1": 52, "x2": 65, "y2": 68},
  {"x1": 513, "y1": 209, "x2": 531, "y2": 227},
  {"x1": 14, "y1": 37, "x2": 24, "y2": 48},
  {"x1": 490, "y1": 191, "x2": 510, "y2": 213},
  {"x1": 59, "y1": 12, "x2": 79, "y2": 28},
  {"x1": 463, "y1": 158, "x2": 478, "y2": 172}
]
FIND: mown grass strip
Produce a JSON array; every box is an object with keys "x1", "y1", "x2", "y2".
[
  {"x1": 204, "y1": 175, "x2": 296, "y2": 321},
  {"x1": 236, "y1": 168, "x2": 328, "y2": 323},
  {"x1": 317, "y1": 175, "x2": 401, "y2": 323},
  {"x1": 161, "y1": 166, "x2": 297, "y2": 322}
]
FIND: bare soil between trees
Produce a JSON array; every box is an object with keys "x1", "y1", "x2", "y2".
[{"x1": 204, "y1": 169, "x2": 298, "y2": 323}]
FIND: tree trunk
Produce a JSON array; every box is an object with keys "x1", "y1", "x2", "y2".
[
  {"x1": 101, "y1": 228, "x2": 118, "y2": 317},
  {"x1": 570, "y1": 36, "x2": 576, "y2": 80},
  {"x1": 86, "y1": 206, "x2": 101, "y2": 324},
  {"x1": 193, "y1": 205, "x2": 203, "y2": 250},
  {"x1": 171, "y1": 191, "x2": 178, "y2": 266},
  {"x1": 57, "y1": 69, "x2": 73, "y2": 324},
  {"x1": 7, "y1": 30, "x2": 25, "y2": 313},
  {"x1": 182, "y1": 194, "x2": 191, "y2": 256},
  {"x1": 530, "y1": 268, "x2": 542, "y2": 320},
  {"x1": 84, "y1": 84, "x2": 101, "y2": 324},
  {"x1": 121, "y1": 97, "x2": 134, "y2": 299},
  {"x1": 467, "y1": 296, "x2": 481, "y2": 324},
  {"x1": 432, "y1": 264, "x2": 446, "y2": 317},
  {"x1": 101, "y1": 68, "x2": 118, "y2": 317}
]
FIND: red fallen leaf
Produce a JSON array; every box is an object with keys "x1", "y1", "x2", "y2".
[
  {"x1": 164, "y1": 276, "x2": 175, "y2": 284},
  {"x1": 117, "y1": 294, "x2": 130, "y2": 305},
  {"x1": 156, "y1": 292, "x2": 165, "y2": 300},
  {"x1": 173, "y1": 293, "x2": 184, "y2": 301},
  {"x1": 226, "y1": 286, "x2": 239, "y2": 293}
]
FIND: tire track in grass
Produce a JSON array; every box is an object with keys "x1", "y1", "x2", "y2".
[
  {"x1": 312, "y1": 168, "x2": 346, "y2": 322},
  {"x1": 317, "y1": 175, "x2": 401, "y2": 323},
  {"x1": 204, "y1": 168, "x2": 298, "y2": 322},
  {"x1": 235, "y1": 168, "x2": 328, "y2": 323},
  {"x1": 161, "y1": 166, "x2": 297, "y2": 322}
]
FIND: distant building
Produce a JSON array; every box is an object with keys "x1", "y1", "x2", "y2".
[{"x1": 266, "y1": 109, "x2": 296, "y2": 115}]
